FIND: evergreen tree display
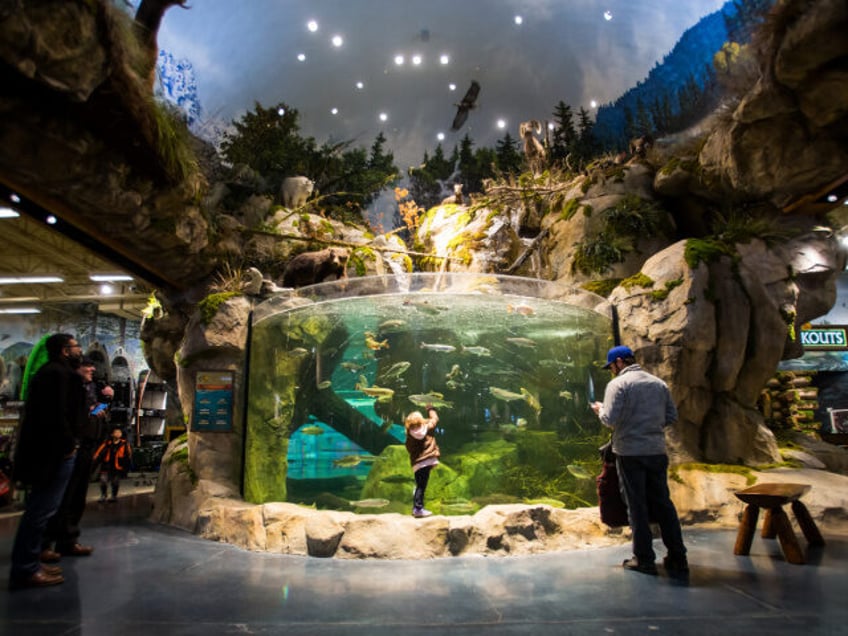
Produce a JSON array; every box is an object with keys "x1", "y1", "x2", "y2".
[{"x1": 495, "y1": 132, "x2": 522, "y2": 176}]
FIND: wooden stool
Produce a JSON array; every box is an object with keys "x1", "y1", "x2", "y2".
[{"x1": 733, "y1": 482, "x2": 825, "y2": 565}]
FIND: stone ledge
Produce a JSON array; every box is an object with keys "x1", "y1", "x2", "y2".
[{"x1": 154, "y1": 466, "x2": 848, "y2": 560}]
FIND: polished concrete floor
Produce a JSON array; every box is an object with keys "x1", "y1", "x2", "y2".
[{"x1": 1, "y1": 490, "x2": 846, "y2": 635}]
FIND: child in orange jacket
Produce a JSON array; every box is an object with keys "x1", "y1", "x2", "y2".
[{"x1": 93, "y1": 427, "x2": 132, "y2": 503}]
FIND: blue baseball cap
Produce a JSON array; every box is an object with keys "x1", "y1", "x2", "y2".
[{"x1": 603, "y1": 345, "x2": 633, "y2": 369}]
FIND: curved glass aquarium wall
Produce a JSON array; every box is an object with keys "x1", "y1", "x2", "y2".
[{"x1": 245, "y1": 273, "x2": 615, "y2": 515}]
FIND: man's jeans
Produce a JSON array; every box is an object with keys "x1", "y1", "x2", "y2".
[
  {"x1": 10, "y1": 455, "x2": 76, "y2": 579},
  {"x1": 616, "y1": 454, "x2": 686, "y2": 564}
]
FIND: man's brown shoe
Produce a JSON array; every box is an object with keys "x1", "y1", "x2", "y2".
[
  {"x1": 40, "y1": 564, "x2": 63, "y2": 576},
  {"x1": 58, "y1": 543, "x2": 94, "y2": 557},
  {"x1": 9, "y1": 570, "x2": 64, "y2": 589},
  {"x1": 40, "y1": 549, "x2": 61, "y2": 563}
]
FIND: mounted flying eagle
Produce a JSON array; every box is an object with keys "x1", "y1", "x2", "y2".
[{"x1": 451, "y1": 80, "x2": 481, "y2": 131}]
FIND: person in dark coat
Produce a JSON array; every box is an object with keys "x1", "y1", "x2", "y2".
[
  {"x1": 43, "y1": 356, "x2": 109, "y2": 558},
  {"x1": 9, "y1": 333, "x2": 86, "y2": 589}
]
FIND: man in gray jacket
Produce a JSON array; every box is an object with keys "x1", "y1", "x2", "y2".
[{"x1": 591, "y1": 345, "x2": 688, "y2": 577}]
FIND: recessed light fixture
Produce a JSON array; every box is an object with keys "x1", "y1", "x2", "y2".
[
  {"x1": 0, "y1": 275, "x2": 64, "y2": 284},
  {"x1": 46, "y1": 215, "x2": 57, "y2": 224},
  {"x1": 89, "y1": 274, "x2": 133, "y2": 282},
  {"x1": 0, "y1": 307, "x2": 41, "y2": 314},
  {"x1": 827, "y1": 194, "x2": 838, "y2": 203},
  {"x1": 0, "y1": 206, "x2": 19, "y2": 218}
]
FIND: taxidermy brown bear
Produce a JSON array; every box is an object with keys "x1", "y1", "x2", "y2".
[{"x1": 282, "y1": 247, "x2": 350, "y2": 288}]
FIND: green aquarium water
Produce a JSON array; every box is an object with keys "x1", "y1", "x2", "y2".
[{"x1": 245, "y1": 273, "x2": 615, "y2": 515}]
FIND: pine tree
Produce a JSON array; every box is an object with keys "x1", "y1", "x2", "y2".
[
  {"x1": 550, "y1": 101, "x2": 577, "y2": 165},
  {"x1": 220, "y1": 101, "x2": 317, "y2": 190},
  {"x1": 458, "y1": 135, "x2": 480, "y2": 193},
  {"x1": 495, "y1": 132, "x2": 522, "y2": 175},
  {"x1": 575, "y1": 107, "x2": 598, "y2": 168}
]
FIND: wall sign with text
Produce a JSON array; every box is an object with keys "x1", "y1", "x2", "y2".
[
  {"x1": 193, "y1": 370, "x2": 234, "y2": 432},
  {"x1": 800, "y1": 326, "x2": 848, "y2": 350}
]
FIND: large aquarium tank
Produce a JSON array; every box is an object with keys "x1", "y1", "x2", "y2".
[{"x1": 245, "y1": 273, "x2": 615, "y2": 515}]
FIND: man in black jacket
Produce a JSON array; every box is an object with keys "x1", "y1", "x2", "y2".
[
  {"x1": 9, "y1": 333, "x2": 85, "y2": 589},
  {"x1": 42, "y1": 356, "x2": 108, "y2": 559}
]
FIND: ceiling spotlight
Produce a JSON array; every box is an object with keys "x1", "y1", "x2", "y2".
[
  {"x1": 604, "y1": 10, "x2": 613, "y2": 21},
  {"x1": 330, "y1": 107, "x2": 339, "y2": 115},
  {"x1": 0, "y1": 206, "x2": 19, "y2": 219},
  {"x1": 356, "y1": 81, "x2": 364, "y2": 89},
  {"x1": 277, "y1": 107, "x2": 285, "y2": 116},
  {"x1": 394, "y1": 54, "x2": 405, "y2": 66},
  {"x1": 46, "y1": 215, "x2": 57, "y2": 225},
  {"x1": 412, "y1": 54, "x2": 422, "y2": 66},
  {"x1": 548, "y1": 122, "x2": 555, "y2": 130},
  {"x1": 827, "y1": 194, "x2": 839, "y2": 203},
  {"x1": 514, "y1": 15, "x2": 523, "y2": 25},
  {"x1": 89, "y1": 274, "x2": 133, "y2": 282},
  {"x1": 297, "y1": 53, "x2": 306, "y2": 62},
  {"x1": 331, "y1": 35, "x2": 343, "y2": 47},
  {"x1": 440, "y1": 54, "x2": 449, "y2": 65},
  {"x1": 497, "y1": 119, "x2": 507, "y2": 129},
  {"x1": 10, "y1": 193, "x2": 21, "y2": 203},
  {"x1": 590, "y1": 99, "x2": 598, "y2": 108},
  {"x1": 437, "y1": 132, "x2": 445, "y2": 141},
  {"x1": 100, "y1": 283, "x2": 114, "y2": 295},
  {"x1": 307, "y1": 20, "x2": 318, "y2": 32},
  {"x1": 379, "y1": 112, "x2": 388, "y2": 122},
  {"x1": 449, "y1": 83, "x2": 456, "y2": 91}
]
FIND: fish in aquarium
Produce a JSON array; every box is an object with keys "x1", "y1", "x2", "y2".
[
  {"x1": 355, "y1": 376, "x2": 395, "y2": 400},
  {"x1": 333, "y1": 454, "x2": 378, "y2": 467},
  {"x1": 317, "y1": 380, "x2": 332, "y2": 390},
  {"x1": 381, "y1": 474, "x2": 413, "y2": 484},
  {"x1": 439, "y1": 499, "x2": 477, "y2": 514},
  {"x1": 364, "y1": 331, "x2": 389, "y2": 350},
  {"x1": 520, "y1": 388, "x2": 542, "y2": 415},
  {"x1": 505, "y1": 337, "x2": 536, "y2": 348},
  {"x1": 408, "y1": 392, "x2": 453, "y2": 409},
  {"x1": 419, "y1": 342, "x2": 456, "y2": 353},
  {"x1": 489, "y1": 386, "x2": 524, "y2": 401},
  {"x1": 461, "y1": 345, "x2": 491, "y2": 357},
  {"x1": 559, "y1": 390, "x2": 574, "y2": 400},
  {"x1": 506, "y1": 303, "x2": 535, "y2": 316},
  {"x1": 567, "y1": 464, "x2": 592, "y2": 480},
  {"x1": 378, "y1": 319, "x2": 406, "y2": 331},
  {"x1": 378, "y1": 361, "x2": 411, "y2": 383},
  {"x1": 289, "y1": 347, "x2": 310, "y2": 356},
  {"x1": 349, "y1": 498, "x2": 390, "y2": 509},
  {"x1": 299, "y1": 425, "x2": 325, "y2": 436},
  {"x1": 402, "y1": 298, "x2": 449, "y2": 314},
  {"x1": 340, "y1": 361, "x2": 366, "y2": 372}
]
